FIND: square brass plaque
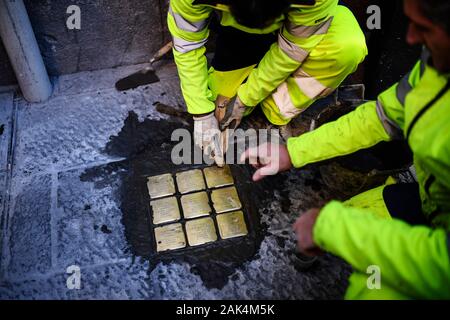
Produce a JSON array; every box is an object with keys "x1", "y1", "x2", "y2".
[
  {"x1": 150, "y1": 197, "x2": 180, "y2": 225},
  {"x1": 211, "y1": 186, "x2": 242, "y2": 213},
  {"x1": 154, "y1": 223, "x2": 186, "y2": 252},
  {"x1": 176, "y1": 169, "x2": 205, "y2": 194},
  {"x1": 185, "y1": 217, "x2": 217, "y2": 246},
  {"x1": 203, "y1": 165, "x2": 234, "y2": 189},
  {"x1": 147, "y1": 173, "x2": 175, "y2": 199},
  {"x1": 216, "y1": 211, "x2": 248, "y2": 239},
  {"x1": 180, "y1": 191, "x2": 211, "y2": 219}
]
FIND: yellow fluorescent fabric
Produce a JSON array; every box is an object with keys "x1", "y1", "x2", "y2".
[
  {"x1": 314, "y1": 201, "x2": 450, "y2": 299},
  {"x1": 290, "y1": 53, "x2": 450, "y2": 299},
  {"x1": 286, "y1": 101, "x2": 391, "y2": 168},
  {"x1": 169, "y1": 0, "x2": 368, "y2": 118}
]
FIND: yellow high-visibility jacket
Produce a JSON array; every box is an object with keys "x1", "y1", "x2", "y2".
[
  {"x1": 288, "y1": 52, "x2": 450, "y2": 299},
  {"x1": 168, "y1": 0, "x2": 338, "y2": 114}
]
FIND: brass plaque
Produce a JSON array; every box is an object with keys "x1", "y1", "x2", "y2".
[
  {"x1": 185, "y1": 217, "x2": 217, "y2": 246},
  {"x1": 203, "y1": 165, "x2": 234, "y2": 189},
  {"x1": 176, "y1": 169, "x2": 205, "y2": 194},
  {"x1": 146, "y1": 173, "x2": 175, "y2": 199},
  {"x1": 180, "y1": 191, "x2": 211, "y2": 219},
  {"x1": 216, "y1": 211, "x2": 248, "y2": 239},
  {"x1": 211, "y1": 186, "x2": 242, "y2": 213},
  {"x1": 154, "y1": 223, "x2": 186, "y2": 252},
  {"x1": 150, "y1": 197, "x2": 180, "y2": 225}
]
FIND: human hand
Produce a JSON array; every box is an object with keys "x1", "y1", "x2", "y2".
[
  {"x1": 240, "y1": 142, "x2": 293, "y2": 181},
  {"x1": 217, "y1": 95, "x2": 246, "y2": 130},
  {"x1": 193, "y1": 113, "x2": 224, "y2": 167},
  {"x1": 292, "y1": 208, "x2": 323, "y2": 257}
]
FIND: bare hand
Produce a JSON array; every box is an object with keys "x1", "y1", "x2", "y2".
[
  {"x1": 240, "y1": 143, "x2": 293, "y2": 181},
  {"x1": 293, "y1": 208, "x2": 323, "y2": 257}
]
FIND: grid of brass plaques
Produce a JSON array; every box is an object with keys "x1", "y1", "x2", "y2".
[{"x1": 147, "y1": 165, "x2": 249, "y2": 253}]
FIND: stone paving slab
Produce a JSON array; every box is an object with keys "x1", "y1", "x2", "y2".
[
  {"x1": 0, "y1": 172, "x2": 7, "y2": 278},
  {"x1": 0, "y1": 92, "x2": 14, "y2": 172},
  {"x1": 6, "y1": 174, "x2": 52, "y2": 280},
  {"x1": 53, "y1": 61, "x2": 179, "y2": 97},
  {"x1": 0, "y1": 260, "x2": 151, "y2": 300},
  {"x1": 13, "y1": 74, "x2": 184, "y2": 177},
  {"x1": 56, "y1": 161, "x2": 130, "y2": 268}
]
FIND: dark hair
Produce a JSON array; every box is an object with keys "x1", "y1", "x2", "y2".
[
  {"x1": 228, "y1": 0, "x2": 292, "y2": 29},
  {"x1": 419, "y1": 0, "x2": 450, "y2": 34}
]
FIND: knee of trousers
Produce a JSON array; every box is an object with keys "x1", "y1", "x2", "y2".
[{"x1": 328, "y1": 7, "x2": 368, "y2": 76}]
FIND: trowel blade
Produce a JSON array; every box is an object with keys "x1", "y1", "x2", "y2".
[{"x1": 115, "y1": 68, "x2": 160, "y2": 91}]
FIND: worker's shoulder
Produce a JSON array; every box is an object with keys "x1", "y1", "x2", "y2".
[{"x1": 191, "y1": 0, "x2": 317, "y2": 7}]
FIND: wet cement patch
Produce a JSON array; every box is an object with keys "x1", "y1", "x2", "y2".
[{"x1": 81, "y1": 111, "x2": 284, "y2": 289}]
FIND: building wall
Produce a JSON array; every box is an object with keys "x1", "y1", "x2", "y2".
[
  {"x1": 0, "y1": 41, "x2": 16, "y2": 86},
  {"x1": 0, "y1": 0, "x2": 171, "y2": 85}
]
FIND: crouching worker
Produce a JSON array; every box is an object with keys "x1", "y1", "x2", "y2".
[
  {"x1": 241, "y1": 0, "x2": 450, "y2": 299},
  {"x1": 168, "y1": 0, "x2": 367, "y2": 163}
]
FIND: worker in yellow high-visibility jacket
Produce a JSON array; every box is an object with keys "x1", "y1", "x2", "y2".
[
  {"x1": 168, "y1": 0, "x2": 367, "y2": 161},
  {"x1": 241, "y1": 0, "x2": 450, "y2": 299}
]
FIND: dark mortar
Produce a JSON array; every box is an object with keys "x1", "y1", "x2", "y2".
[{"x1": 81, "y1": 111, "x2": 285, "y2": 289}]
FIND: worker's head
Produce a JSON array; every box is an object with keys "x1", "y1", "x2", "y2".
[
  {"x1": 228, "y1": 0, "x2": 291, "y2": 29},
  {"x1": 404, "y1": 0, "x2": 450, "y2": 72}
]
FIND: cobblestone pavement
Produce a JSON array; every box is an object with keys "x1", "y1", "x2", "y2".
[{"x1": 0, "y1": 61, "x2": 350, "y2": 299}]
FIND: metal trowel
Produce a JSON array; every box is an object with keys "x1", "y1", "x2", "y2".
[{"x1": 115, "y1": 41, "x2": 173, "y2": 91}]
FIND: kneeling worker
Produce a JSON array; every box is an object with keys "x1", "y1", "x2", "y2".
[
  {"x1": 168, "y1": 0, "x2": 367, "y2": 163},
  {"x1": 242, "y1": 0, "x2": 450, "y2": 299}
]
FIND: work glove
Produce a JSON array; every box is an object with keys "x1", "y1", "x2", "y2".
[
  {"x1": 215, "y1": 95, "x2": 246, "y2": 131},
  {"x1": 193, "y1": 113, "x2": 225, "y2": 167}
]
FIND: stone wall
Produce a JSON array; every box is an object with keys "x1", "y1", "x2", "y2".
[
  {"x1": 0, "y1": 0, "x2": 171, "y2": 85},
  {"x1": 0, "y1": 42, "x2": 16, "y2": 86}
]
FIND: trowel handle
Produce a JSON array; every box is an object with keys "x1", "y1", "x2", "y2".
[{"x1": 150, "y1": 41, "x2": 174, "y2": 64}]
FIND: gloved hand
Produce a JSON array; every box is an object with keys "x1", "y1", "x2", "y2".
[
  {"x1": 216, "y1": 95, "x2": 246, "y2": 131},
  {"x1": 193, "y1": 113, "x2": 225, "y2": 167}
]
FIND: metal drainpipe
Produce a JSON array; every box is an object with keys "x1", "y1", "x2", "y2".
[{"x1": 0, "y1": 0, "x2": 53, "y2": 102}]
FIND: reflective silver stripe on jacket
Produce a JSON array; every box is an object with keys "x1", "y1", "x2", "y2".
[
  {"x1": 396, "y1": 72, "x2": 412, "y2": 106},
  {"x1": 168, "y1": 6, "x2": 209, "y2": 33},
  {"x1": 172, "y1": 36, "x2": 207, "y2": 53},
  {"x1": 278, "y1": 32, "x2": 309, "y2": 63},
  {"x1": 376, "y1": 100, "x2": 403, "y2": 139},
  {"x1": 292, "y1": 68, "x2": 334, "y2": 99},
  {"x1": 285, "y1": 16, "x2": 333, "y2": 38}
]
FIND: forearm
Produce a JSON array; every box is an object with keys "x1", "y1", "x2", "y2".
[
  {"x1": 314, "y1": 201, "x2": 450, "y2": 299},
  {"x1": 286, "y1": 101, "x2": 391, "y2": 168},
  {"x1": 173, "y1": 48, "x2": 215, "y2": 114},
  {"x1": 168, "y1": 0, "x2": 214, "y2": 114},
  {"x1": 237, "y1": 42, "x2": 302, "y2": 106},
  {"x1": 238, "y1": 1, "x2": 338, "y2": 106}
]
